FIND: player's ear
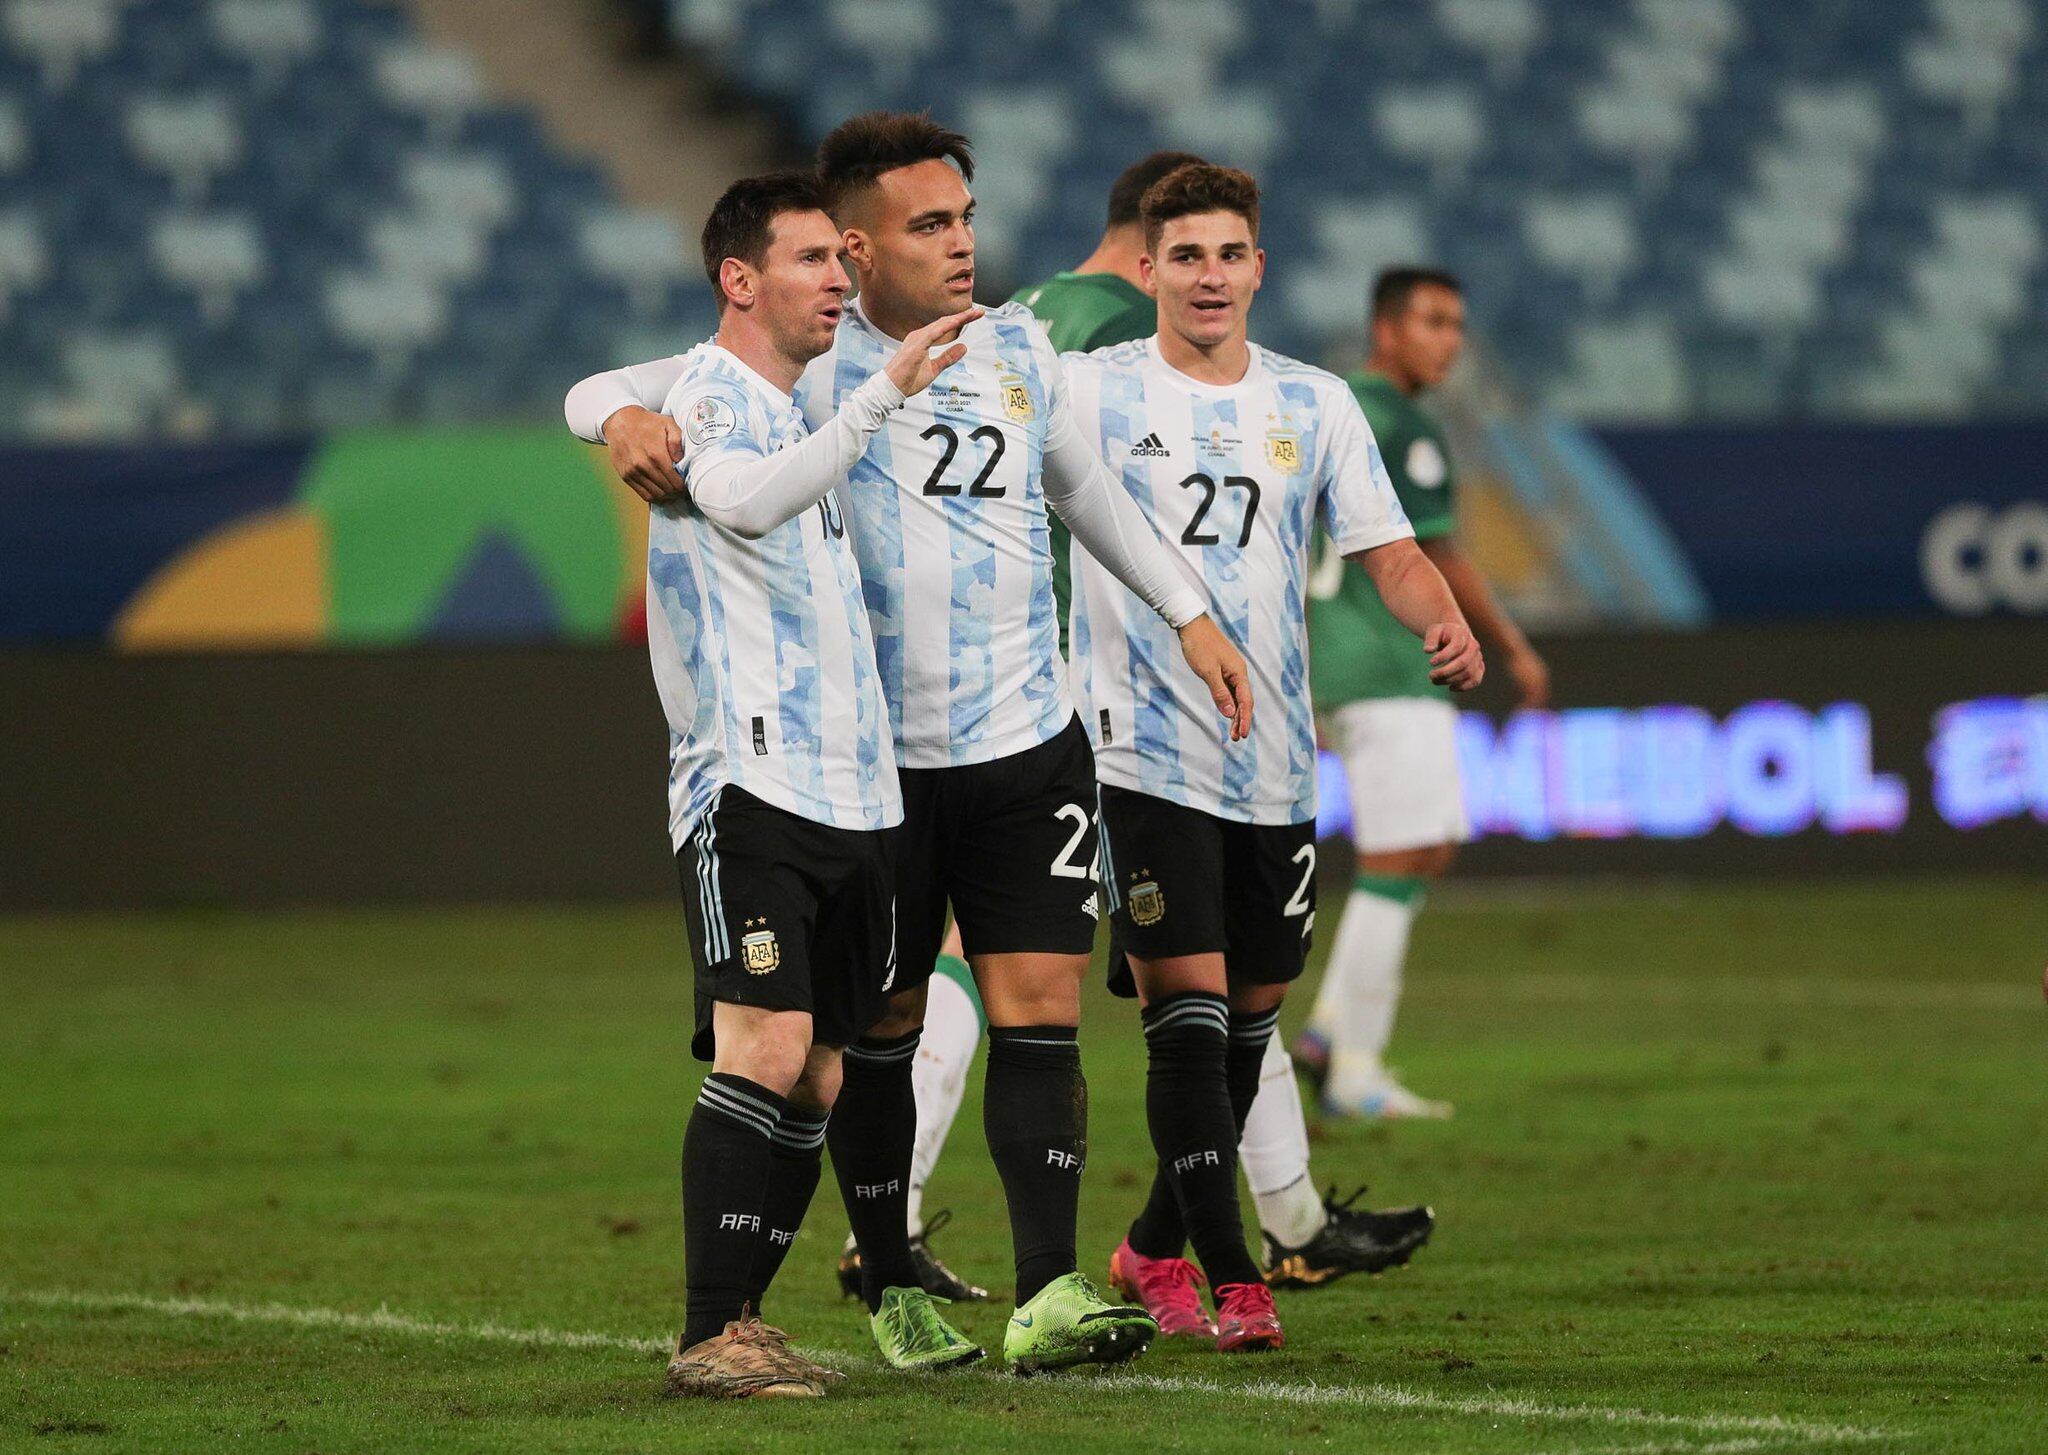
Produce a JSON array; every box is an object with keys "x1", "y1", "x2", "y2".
[
  {"x1": 1251, "y1": 247, "x2": 1265, "y2": 292},
  {"x1": 1138, "y1": 253, "x2": 1158, "y2": 295},
  {"x1": 839, "y1": 226, "x2": 872, "y2": 275},
  {"x1": 719, "y1": 256, "x2": 755, "y2": 311}
]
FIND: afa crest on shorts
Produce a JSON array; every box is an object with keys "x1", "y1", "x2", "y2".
[
  {"x1": 740, "y1": 918, "x2": 779, "y2": 974},
  {"x1": 1127, "y1": 875, "x2": 1165, "y2": 927}
]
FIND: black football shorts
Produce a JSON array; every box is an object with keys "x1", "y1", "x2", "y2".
[
  {"x1": 1097, "y1": 783, "x2": 1318, "y2": 997},
  {"x1": 892, "y1": 715, "x2": 1103, "y2": 990},
  {"x1": 675, "y1": 786, "x2": 898, "y2": 1060}
]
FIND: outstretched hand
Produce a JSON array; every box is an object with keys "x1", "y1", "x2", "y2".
[
  {"x1": 884, "y1": 307, "x2": 984, "y2": 397},
  {"x1": 1177, "y1": 615, "x2": 1254, "y2": 742}
]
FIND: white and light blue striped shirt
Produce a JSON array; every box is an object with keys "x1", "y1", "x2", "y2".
[
  {"x1": 647, "y1": 343, "x2": 901, "y2": 846},
  {"x1": 795, "y1": 300, "x2": 1071, "y2": 769},
  {"x1": 567, "y1": 307, "x2": 1209, "y2": 775},
  {"x1": 1065, "y1": 337, "x2": 1413, "y2": 824}
]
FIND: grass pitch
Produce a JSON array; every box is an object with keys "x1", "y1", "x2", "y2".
[{"x1": 3, "y1": 879, "x2": 2044, "y2": 1453}]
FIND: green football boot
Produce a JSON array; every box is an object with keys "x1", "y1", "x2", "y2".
[
  {"x1": 1003, "y1": 1271, "x2": 1158, "y2": 1374},
  {"x1": 869, "y1": 1286, "x2": 985, "y2": 1371}
]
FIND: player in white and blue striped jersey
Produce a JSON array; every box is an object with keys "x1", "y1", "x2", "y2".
[
  {"x1": 1065, "y1": 164, "x2": 1485, "y2": 1353},
  {"x1": 620, "y1": 172, "x2": 988, "y2": 1397},
  {"x1": 568, "y1": 114, "x2": 1255, "y2": 1372}
]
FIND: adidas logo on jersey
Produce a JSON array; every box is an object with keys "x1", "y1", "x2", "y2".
[{"x1": 1129, "y1": 432, "x2": 1171, "y2": 457}]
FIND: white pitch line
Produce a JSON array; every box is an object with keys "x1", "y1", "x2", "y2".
[
  {"x1": 7, "y1": 1287, "x2": 1893, "y2": 1448},
  {"x1": 1099, "y1": 1373, "x2": 1888, "y2": 1445},
  {"x1": 5, "y1": 1288, "x2": 668, "y2": 1356}
]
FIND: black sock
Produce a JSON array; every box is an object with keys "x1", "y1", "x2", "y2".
[
  {"x1": 984, "y1": 1024, "x2": 1085, "y2": 1304},
  {"x1": 1226, "y1": 1006, "x2": 1280, "y2": 1133},
  {"x1": 1125, "y1": 1003, "x2": 1282, "y2": 1260},
  {"x1": 1135, "y1": 992, "x2": 1260, "y2": 1288},
  {"x1": 827, "y1": 1030, "x2": 920, "y2": 1311},
  {"x1": 681, "y1": 1072, "x2": 786, "y2": 1347},
  {"x1": 744, "y1": 1103, "x2": 829, "y2": 1313}
]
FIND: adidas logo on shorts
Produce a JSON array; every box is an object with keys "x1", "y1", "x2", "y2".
[{"x1": 1129, "y1": 432, "x2": 1171, "y2": 457}]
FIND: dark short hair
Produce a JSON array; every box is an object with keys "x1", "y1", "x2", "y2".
[
  {"x1": 1371, "y1": 267, "x2": 1463, "y2": 320},
  {"x1": 1140, "y1": 162, "x2": 1261, "y2": 251},
  {"x1": 1107, "y1": 150, "x2": 1208, "y2": 228},
  {"x1": 700, "y1": 170, "x2": 830, "y2": 307},
  {"x1": 815, "y1": 110, "x2": 974, "y2": 218}
]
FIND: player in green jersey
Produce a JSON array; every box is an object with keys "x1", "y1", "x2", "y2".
[
  {"x1": 1011, "y1": 150, "x2": 1204, "y2": 655},
  {"x1": 1299, "y1": 267, "x2": 1552, "y2": 1119}
]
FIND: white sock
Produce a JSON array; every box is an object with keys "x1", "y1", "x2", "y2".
[
  {"x1": 905, "y1": 963, "x2": 983, "y2": 1236},
  {"x1": 1323, "y1": 881, "x2": 1420, "y2": 1103},
  {"x1": 1240, "y1": 1030, "x2": 1326, "y2": 1246}
]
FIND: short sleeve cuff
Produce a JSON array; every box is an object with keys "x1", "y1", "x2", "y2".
[{"x1": 1328, "y1": 522, "x2": 1417, "y2": 557}]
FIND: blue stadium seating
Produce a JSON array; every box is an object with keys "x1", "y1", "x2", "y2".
[
  {"x1": 0, "y1": 0, "x2": 714, "y2": 438},
  {"x1": 661, "y1": 0, "x2": 2048, "y2": 423},
  {"x1": 4, "y1": 0, "x2": 2043, "y2": 434}
]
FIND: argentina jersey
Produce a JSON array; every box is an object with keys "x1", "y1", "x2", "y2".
[
  {"x1": 794, "y1": 300, "x2": 1070, "y2": 770},
  {"x1": 646, "y1": 342, "x2": 901, "y2": 846},
  {"x1": 1065, "y1": 337, "x2": 1414, "y2": 824}
]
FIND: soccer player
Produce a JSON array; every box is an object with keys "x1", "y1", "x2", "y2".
[
  {"x1": 1299, "y1": 268, "x2": 1551, "y2": 1120},
  {"x1": 826, "y1": 150, "x2": 1213, "y2": 1306},
  {"x1": 1059, "y1": 164, "x2": 1484, "y2": 1350},
  {"x1": 1015, "y1": 151, "x2": 1438, "y2": 1295},
  {"x1": 567, "y1": 112, "x2": 1255, "y2": 1373},
  {"x1": 632, "y1": 172, "x2": 984, "y2": 1397}
]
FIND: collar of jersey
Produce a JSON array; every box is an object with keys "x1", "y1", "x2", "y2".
[
  {"x1": 849, "y1": 296, "x2": 990, "y2": 349},
  {"x1": 705, "y1": 339, "x2": 800, "y2": 404},
  {"x1": 1147, "y1": 333, "x2": 1263, "y2": 394}
]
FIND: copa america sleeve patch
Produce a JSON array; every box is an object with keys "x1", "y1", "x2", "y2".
[{"x1": 685, "y1": 396, "x2": 738, "y2": 447}]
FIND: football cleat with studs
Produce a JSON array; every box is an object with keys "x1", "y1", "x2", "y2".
[
  {"x1": 1262, "y1": 1186, "x2": 1436, "y2": 1288},
  {"x1": 1108, "y1": 1238, "x2": 1217, "y2": 1339},
  {"x1": 1213, "y1": 1281, "x2": 1285, "y2": 1353},
  {"x1": 663, "y1": 1311, "x2": 841, "y2": 1398},
  {"x1": 837, "y1": 1209, "x2": 992, "y2": 1303},
  {"x1": 868, "y1": 1286, "x2": 984, "y2": 1371},
  {"x1": 1004, "y1": 1271, "x2": 1158, "y2": 1374}
]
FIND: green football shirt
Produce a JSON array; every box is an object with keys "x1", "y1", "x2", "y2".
[
  {"x1": 1008, "y1": 272, "x2": 1157, "y2": 652},
  {"x1": 1308, "y1": 372, "x2": 1458, "y2": 708}
]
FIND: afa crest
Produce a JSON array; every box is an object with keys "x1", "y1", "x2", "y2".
[
  {"x1": 740, "y1": 919, "x2": 780, "y2": 974},
  {"x1": 1127, "y1": 876, "x2": 1165, "y2": 927},
  {"x1": 1265, "y1": 430, "x2": 1302, "y2": 474},
  {"x1": 999, "y1": 369, "x2": 1035, "y2": 423}
]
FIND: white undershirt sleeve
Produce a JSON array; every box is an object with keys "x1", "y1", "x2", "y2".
[
  {"x1": 679, "y1": 372, "x2": 906, "y2": 540},
  {"x1": 1038, "y1": 356, "x2": 1209, "y2": 629},
  {"x1": 564, "y1": 355, "x2": 691, "y2": 443}
]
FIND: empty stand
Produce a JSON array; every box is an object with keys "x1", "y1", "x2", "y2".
[{"x1": 1, "y1": 0, "x2": 713, "y2": 438}]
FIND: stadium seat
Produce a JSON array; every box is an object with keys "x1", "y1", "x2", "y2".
[
  {"x1": 1435, "y1": 0, "x2": 1545, "y2": 79},
  {"x1": 125, "y1": 94, "x2": 245, "y2": 201},
  {"x1": 150, "y1": 211, "x2": 268, "y2": 321},
  {"x1": 4, "y1": 0, "x2": 120, "y2": 88},
  {"x1": 209, "y1": 0, "x2": 322, "y2": 85},
  {"x1": 324, "y1": 271, "x2": 451, "y2": 356},
  {"x1": 0, "y1": 209, "x2": 49, "y2": 317},
  {"x1": 576, "y1": 209, "x2": 690, "y2": 311}
]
